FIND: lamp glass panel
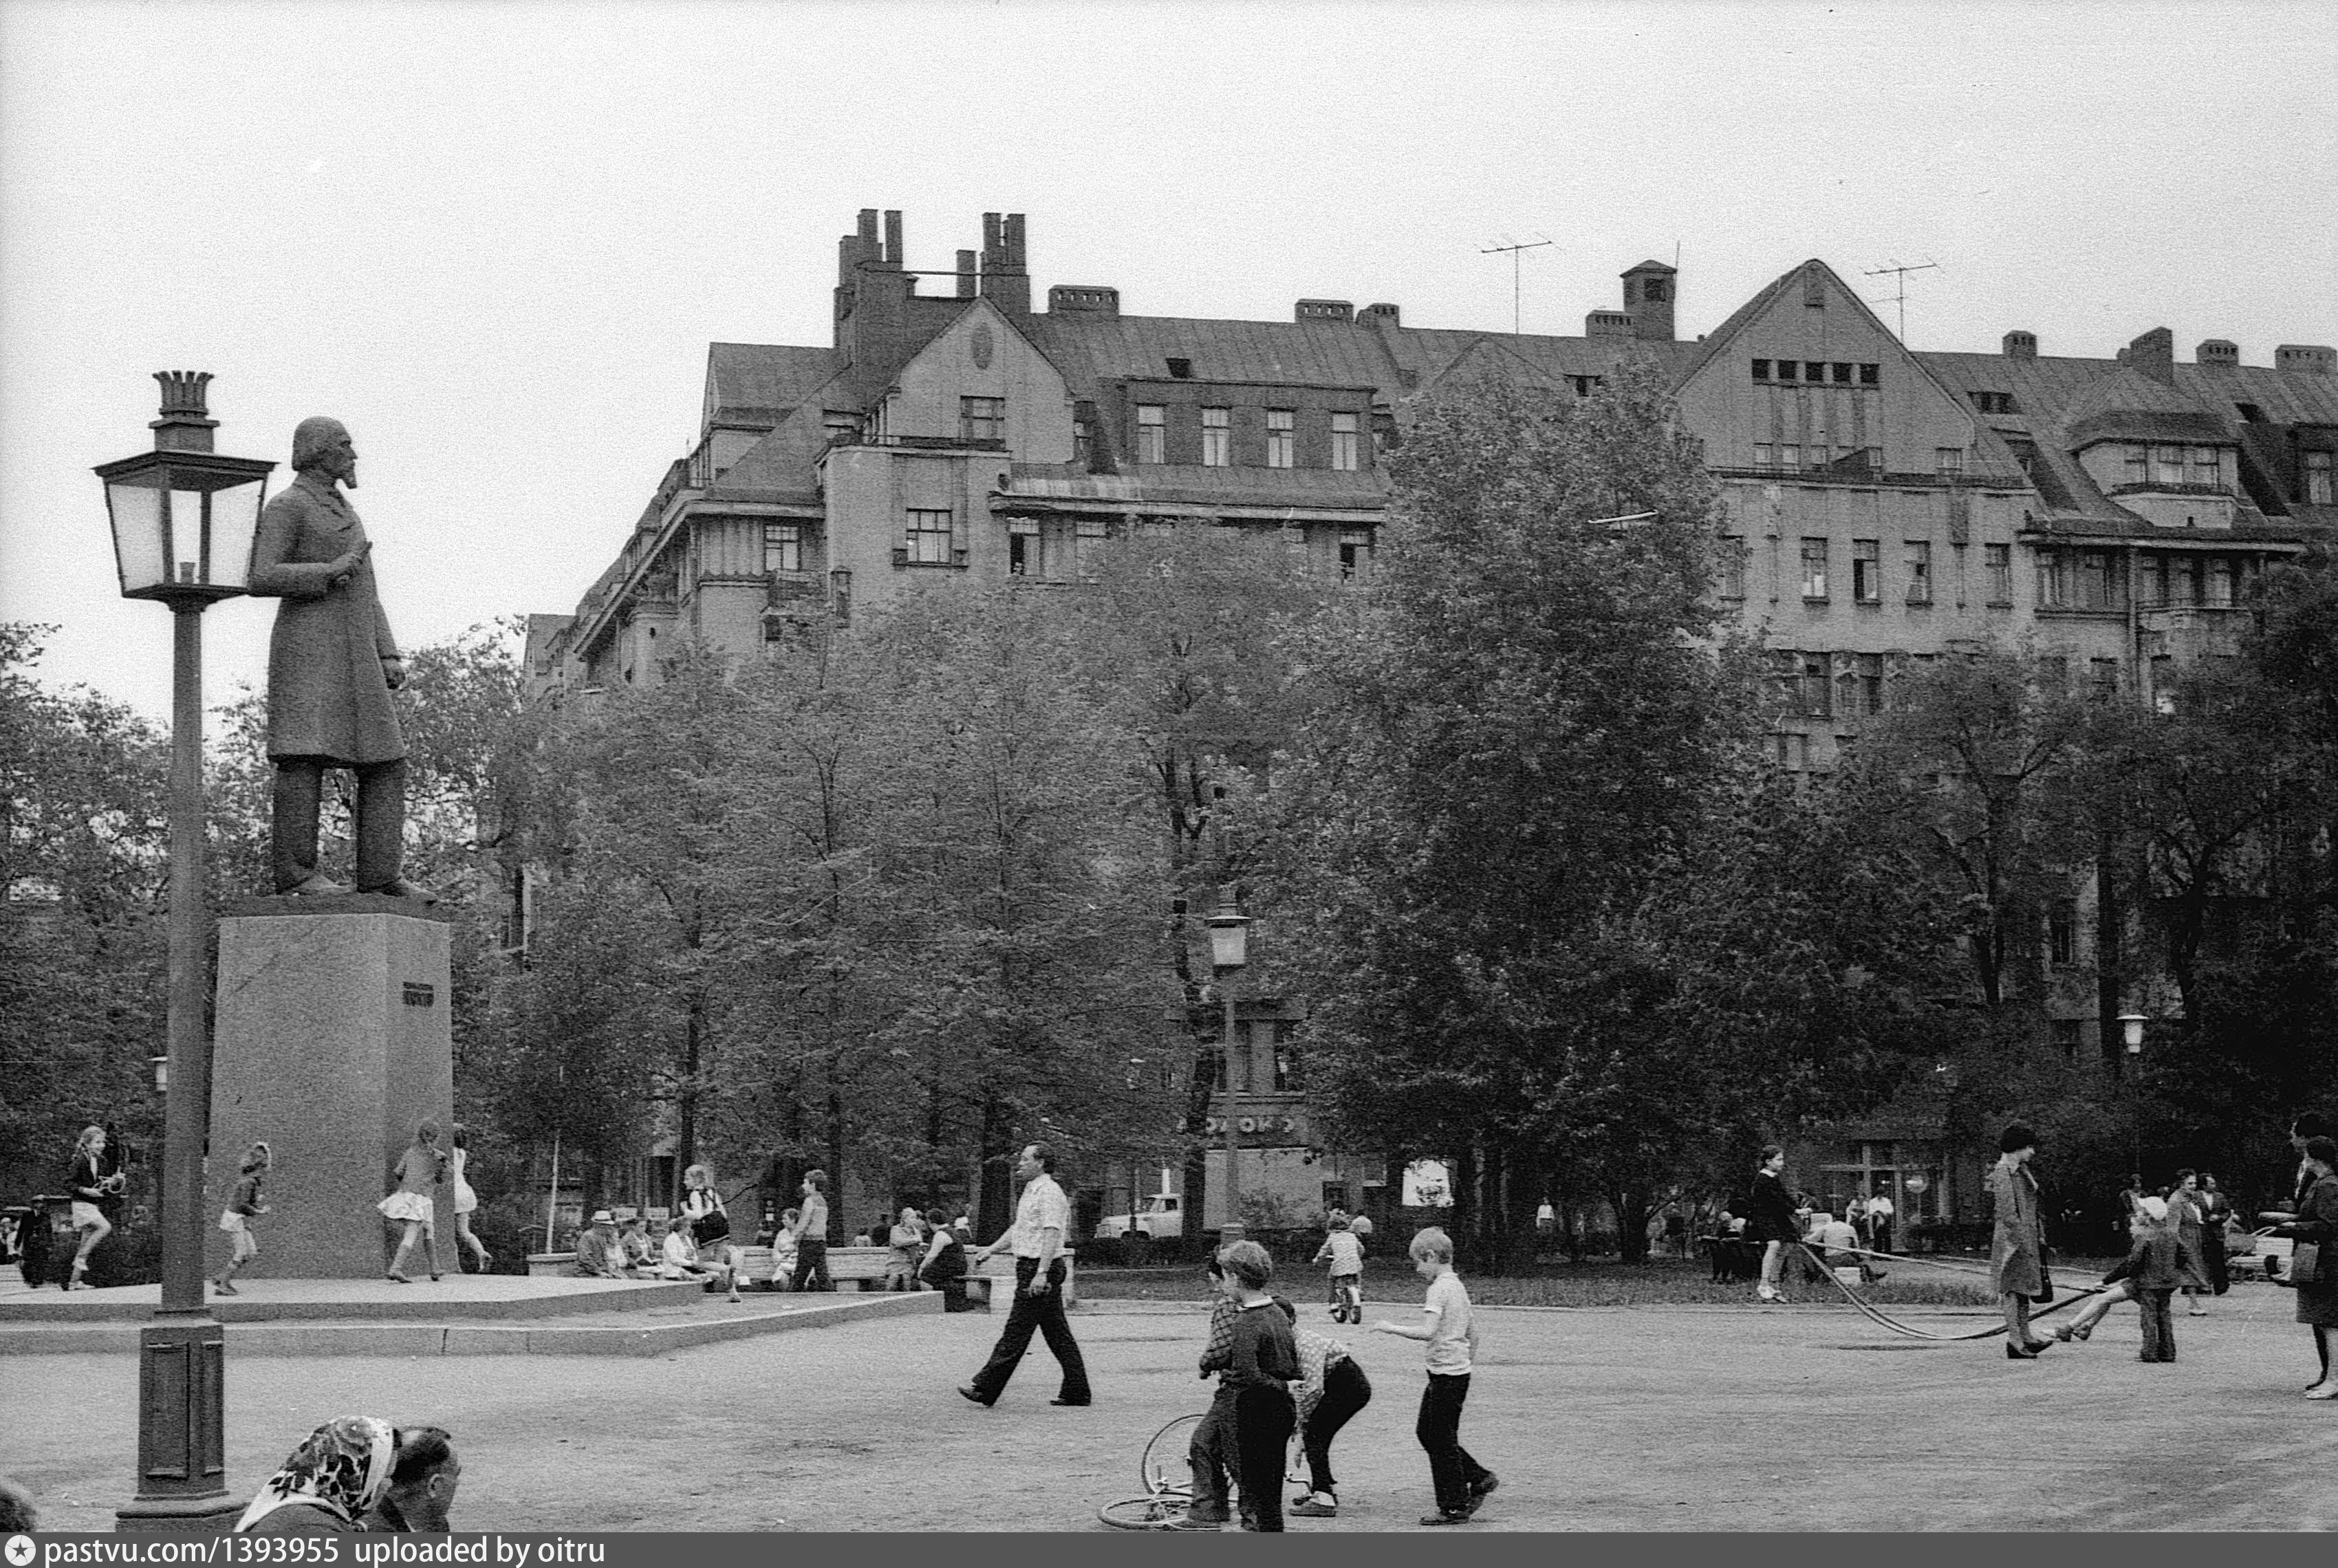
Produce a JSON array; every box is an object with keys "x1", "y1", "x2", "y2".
[
  {"x1": 1208, "y1": 920, "x2": 1248, "y2": 970},
  {"x1": 168, "y1": 490, "x2": 208, "y2": 585},
  {"x1": 204, "y1": 475, "x2": 267, "y2": 590},
  {"x1": 106, "y1": 477, "x2": 167, "y2": 595}
]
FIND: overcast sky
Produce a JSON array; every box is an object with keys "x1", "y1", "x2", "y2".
[{"x1": 3, "y1": 0, "x2": 2332, "y2": 718}]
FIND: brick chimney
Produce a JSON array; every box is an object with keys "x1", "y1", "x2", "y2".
[
  {"x1": 978, "y1": 212, "x2": 1032, "y2": 314},
  {"x1": 883, "y1": 209, "x2": 904, "y2": 268},
  {"x1": 2123, "y1": 327, "x2": 2176, "y2": 385},
  {"x1": 1050, "y1": 285, "x2": 1121, "y2": 316},
  {"x1": 2002, "y1": 330, "x2": 2037, "y2": 359},
  {"x1": 957, "y1": 250, "x2": 977, "y2": 300},
  {"x1": 1296, "y1": 299, "x2": 1354, "y2": 323},
  {"x1": 1584, "y1": 309, "x2": 1633, "y2": 339},
  {"x1": 1360, "y1": 302, "x2": 1401, "y2": 328},
  {"x1": 2196, "y1": 339, "x2": 2239, "y2": 367},
  {"x1": 2275, "y1": 345, "x2": 2335, "y2": 375}
]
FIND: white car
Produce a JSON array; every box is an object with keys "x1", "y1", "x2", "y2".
[{"x1": 1098, "y1": 1195, "x2": 1184, "y2": 1241}]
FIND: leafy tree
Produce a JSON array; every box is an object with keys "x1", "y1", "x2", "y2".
[
  {"x1": 1266, "y1": 360, "x2": 1763, "y2": 1263},
  {"x1": 0, "y1": 623, "x2": 169, "y2": 1195}
]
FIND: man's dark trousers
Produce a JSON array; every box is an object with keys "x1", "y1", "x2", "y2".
[
  {"x1": 790, "y1": 1239, "x2": 831, "y2": 1292},
  {"x1": 1416, "y1": 1372, "x2": 1491, "y2": 1516},
  {"x1": 967, "y1": 1257, "x2": 1090, "y2": 1404},
  {"x1": 273, "y1": 756, "x2": 406, "y2": 891}
]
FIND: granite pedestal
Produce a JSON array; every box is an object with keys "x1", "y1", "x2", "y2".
[{"x1": 207, "y1": 897, "x2": 453, "y2": 1280}]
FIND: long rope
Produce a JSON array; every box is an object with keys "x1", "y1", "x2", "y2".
[{"x1": 1787, "y1": 1240, "x2": 2107, "y2": 1342}]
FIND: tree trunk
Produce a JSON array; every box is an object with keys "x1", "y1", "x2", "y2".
[
  {"x1": 1503, "y1": 1140, "x2": 1543, "y2": 1272},
  {"x1": 824, "y1": 1068, "x2": 845, "y2": 1246},
  {"x1": 977, "y1": 1094, "x2": 1013, "y2": 1241},
  {"x1": 1612, "y1": 1183, "x2": 1650, "y2": 1265},
  {"x1": 1451, "y1": 1144, "x2": 1478, "y2": 1269}
]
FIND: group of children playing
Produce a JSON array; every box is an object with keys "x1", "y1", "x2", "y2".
[{"x1": 1182, "y1": 1221, "x2": 1497, "y2": 1532}]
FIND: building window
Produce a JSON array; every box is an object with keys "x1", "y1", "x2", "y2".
[
  {"x1": 2048, "y1": 900, "x2": 2077, "y2": 967},
  {"x1": 1773, "y1": 730, "x2": 1809, "y2": 770},
  {"x1": 1800, "y1": 538, "x2": 1828, "y2": 600},
  {"x1": 905, "y1": 508, "x2": 953, "y2": 565},
  {"x1": 1776, "y1": 360, "x2": 1799, "y2": 383},
  {"x1": 2077, "y1": 549, "x2": 2121, "y2": 611},
  {"x1": 2304, "y1": 450, "x2": 2333, "y2": 505},
  {"x1": 1970, "y1": 390, "x2": 2019, "y2": 415},
  {"x1": 1569, "y1": 374, "x2": 1602, "y2": 398},
  {"x1": 1201, "y1": 406, "x2": 1231, "y2": 467},
  {"x1": 1273, "y1": 1037, "x2": 1304, "y2": 1091},
  {"x1": 764, "y1": 523, "x2": 803, "y2": 574},
  {"x1": 1719, "y1": 536, "x2": 1746, "y2": 599},
  {"x1": 2052, "y1": 1018, "x2": 2082, "y2": 1058},
  {"x1": 1751, "y1": 359, "x2": 1772, "y2": 382},
  {"x1": 1135, "y1": 404, "x2": 1166, "y2": 464},
  {"x1": 1752, "y1": 443, "x2": 1773, "y2": 470},
  {"x1": 2123, "y1": 445, "x2": 2150, "y2": 486},
  {"x1": 2151, "y1": 445, "x2": 2186, "y2": 486},
  {"x1": 1852, "y1": 538, "x2": 1882, "y2": 604},
  {"x1": 1074, "y1": 516, "x2": 1109, "y2": 578},
  {"x1": 1265, "y1": 409, "x2": 1295, "y2": 468},
  {"x1": 1777, "y1": 444, "x2": 1801, "y2": 472},
  {"x1": 1330, "y1": 411, "x2": 1361, "y2": 471},
  {"x1": 1935, "y1": 447, "x2": 1965, "y2": 477},
  {"x1": 960, "y1": 395, "x2": 1005, "y2": 445},
  {"x1": 2205, "y1": 555, "x2": 2239, "y2": 607},
  {"x1": 1858, "y1": 364, "x2": 1879, "y2": 386},
  {"x1": 1074, "y1": 418, "x2": 1092, "y2": 465},
  {"x1": 1830, "y1": 362, "x2": 1852, "y2": 384},
  {"x1": 1985, "y1": 543, "x2": 2012, "y2": 605},
  {"x1": 2089, "y1": 657, "x2": 2121, "y2": 701},
  {"x1": 1798, "y1": 653, "x2": 1831, "y2": 717},
  {"x1": 1338, "y1": 528, "x2": 1373, "y2": 579},
  {"x1": 1904, "y1": 539, "x2": 1931, "y2": 603},
  {"x1": 1842, "y1": 652, "x2": 1885, "y2": 715},
  {"x1": 823, "y1": 410, "x2": 860, "y2": 444},
  {"x1": 2190, "y1": 446, "x2": 2221, "y2": 488},
  {"x1": 1804, "y1": 361, "x2": 1827, "y2": 383},
  {"x1": 1007, "y1": 518, "x2": 1042, "y2": 578}
]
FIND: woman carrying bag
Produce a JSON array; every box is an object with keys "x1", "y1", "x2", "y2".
[
  {"x1": 2268, "y1": 1135, "x2": 2337, "y2": 1399},
  {"x1": 1989, "y1": 1123, "x2": 2055, "y2": 1360}
]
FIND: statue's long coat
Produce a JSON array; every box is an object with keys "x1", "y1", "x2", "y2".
[{"x1": 246, "y1": 475, "x2": 404, "y2": 765}]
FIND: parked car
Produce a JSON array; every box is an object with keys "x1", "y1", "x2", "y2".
[{"x1": 1096, "y1": 1194, "x2": 1184, "y2": 1241}]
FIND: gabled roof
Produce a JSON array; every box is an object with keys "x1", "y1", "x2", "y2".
[{"x1": 1019, "y1": 313, "x2": 1402, "y2": 401}]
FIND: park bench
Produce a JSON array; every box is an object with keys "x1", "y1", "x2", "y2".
[{"x1": 733, "y1": 1245, "x2": 1076, "y2": 1305}]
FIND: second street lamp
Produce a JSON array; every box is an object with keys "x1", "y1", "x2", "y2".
[
  {"x1": 98, "y1": 371, "x2": 272, "y2": 1532},
  {"x1": 1206, "y1": 888, "x2": 1251, "y2": 1245}
]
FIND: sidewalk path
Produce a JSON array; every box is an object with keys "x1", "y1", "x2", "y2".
[{"x1": 3, "y1": 1287, "x2": 2330, "y2": 1531}]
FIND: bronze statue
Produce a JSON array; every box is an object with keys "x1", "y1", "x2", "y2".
[{"x1": 246, "y1": 417, "x2": 431, "y2": 900}]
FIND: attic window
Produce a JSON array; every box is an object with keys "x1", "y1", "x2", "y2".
[
  {"x1": 1970, "y1": 391, "x2": 2020, "y2": 415},
  {"x1": 1166, "y1": 357, "x2": 1193, "y2": 380},
  {"x1": 1858, "y1": 364, "x2": 1880, "y2": 386},
  {"x1": 1775, "y1": 360, "x2": 1798, "y2": 383},
  {"x1": 1751, "y1": 359, "x2": 1771, "y2": 382},
  {"x1": 2236, "y1": 402, "x2": 2264, "y2": 422}
]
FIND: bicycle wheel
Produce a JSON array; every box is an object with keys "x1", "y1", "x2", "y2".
[
  {"x1": 1140, "y1": 1413, "x2": 1204, "y2": 1495},
  {"x1": 1098, "y1": 1492, "x2": 1192, "y2": 1531}
]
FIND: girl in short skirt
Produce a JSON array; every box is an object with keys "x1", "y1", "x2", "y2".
[
  {"x1": 65, "y1": 1124, "x2": 120, "y2": 1289},
  {"x1": 379, "y1": 1119, "x2": 448, "y2": 1283},
  {"x1": 448, "y1": 1124, "x2": 492, "y2": 1274}
]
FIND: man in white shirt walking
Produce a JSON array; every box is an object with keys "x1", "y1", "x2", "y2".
[{"x1": 960, "y1": 1143, "x2": 1092, "y2": 1408}]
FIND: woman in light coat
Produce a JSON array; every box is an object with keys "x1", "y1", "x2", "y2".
[{"x1": 1988, "y1": 1122, "x2": 2054, "y2": 1359}]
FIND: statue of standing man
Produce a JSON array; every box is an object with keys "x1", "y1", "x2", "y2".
[{"x1": 246, "y1": 417, "x2": 432, "y2": 901}]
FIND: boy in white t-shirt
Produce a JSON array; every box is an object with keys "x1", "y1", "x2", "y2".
[{"x1": 1372, "y1": 1227, "x2": 1496, "y2": 1525}]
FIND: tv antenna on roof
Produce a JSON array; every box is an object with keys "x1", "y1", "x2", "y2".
[
  {"x1": 1481, "y1": 234, "x2": 1553, "y2": 336},
  {"x1": 1863, "y1": 258, "x2": 1940, "y2": 342}
]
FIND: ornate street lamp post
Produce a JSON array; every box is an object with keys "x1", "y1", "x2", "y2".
[
  {"x1": 97, "y1": 371, "x2": 273, "y2": 1532},
  {"x1": 1205, "y1": 886, "x2": 1251, "y2": 1245}
]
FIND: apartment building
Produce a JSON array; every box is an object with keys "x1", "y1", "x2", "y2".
[{"x1": 529, "y1": 206, "x2": 2336, "y2": 1235}]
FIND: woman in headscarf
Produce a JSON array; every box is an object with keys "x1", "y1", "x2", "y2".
[
  {"x1": 1989, "y1": 1122, "x2": 2055, "y2": 1360},
  {"x1": 234, "y1": 1416, "x2": 396, "y2": 1534}
]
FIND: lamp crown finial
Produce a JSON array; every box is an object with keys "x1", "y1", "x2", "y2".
[{"x1": 149, "y1": 370, "x2": 219, "y2": 452}]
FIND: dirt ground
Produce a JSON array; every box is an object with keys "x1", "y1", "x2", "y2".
[{"x1": 4, "y1": 1284, "x2": 2332, "y2": 1532}]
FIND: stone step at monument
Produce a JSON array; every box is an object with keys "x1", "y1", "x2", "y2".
[{"x1": 0, "y1": 1286, "x2": 936, "y2": 1358}]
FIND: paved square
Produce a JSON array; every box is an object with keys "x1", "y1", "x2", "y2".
[{"x1": 3, "y1": 1287, "x2": 2329, "y2": 1531}]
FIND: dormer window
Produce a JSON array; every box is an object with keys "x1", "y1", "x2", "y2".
[
  {"x1": 1166, "y1": 357, "x2": 1193, "y2": 379},
  {"x1": 2306, "y1": 451, "x2": 2333, "y2": 505}
]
